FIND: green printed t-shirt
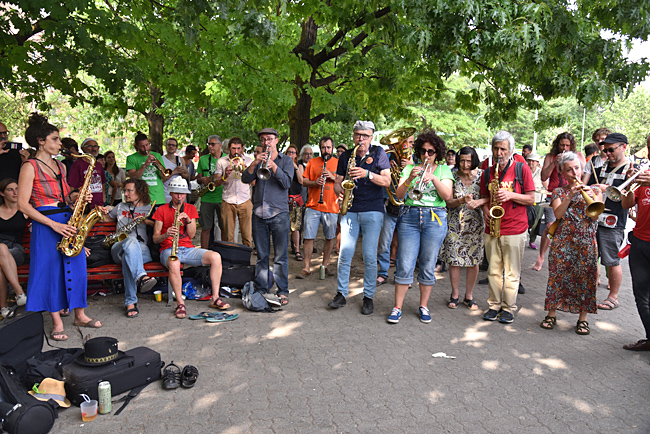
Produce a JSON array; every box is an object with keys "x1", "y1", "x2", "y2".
[
  {"x1": 197, "y1": 154, "x2": 223, "y2": 203},
  {"x1": 401, "y1": 163, "x2": 454, "y2": 207},
  {"x1": 125, "y1": 151, "x2": 166, "y2": 204}
]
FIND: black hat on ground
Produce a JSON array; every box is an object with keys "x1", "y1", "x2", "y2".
[
  {"x1": 601, "y1": 133, "x2": 628, "y2": 145},
  {"x1": 75, "y1": 337, "x2": 125, "y2": 367}
]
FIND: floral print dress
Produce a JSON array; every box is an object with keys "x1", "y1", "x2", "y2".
[
  {"x1": 441, "y1": 170, "x2": 484, "y2": 267},
  {"x1": 544, "y1": 186, "x2": 599, "y2": 313}
]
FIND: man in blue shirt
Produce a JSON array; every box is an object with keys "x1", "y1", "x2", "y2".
[
  {"x1": 241, "y1": 128, "x2": 294, "y2": 306},
  {"x1": 329, "y1": 121, "x2": 391, "y2": 315}
]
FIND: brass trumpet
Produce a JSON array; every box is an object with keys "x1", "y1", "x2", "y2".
[
  {"x1": 148, "y1": 151, "x2": 172, "y2": 177},
  {"x1": 605, "y1": 162, "x2": 649, "y2": 202}
]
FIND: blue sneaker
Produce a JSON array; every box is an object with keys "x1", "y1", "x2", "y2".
[
  {"x1": 387, "y1": 307, "x2": 402, "y2": 324},
  {"x1": 419, "y1": 306, "x2": 432, "y2": 323},
  {"x1": 483, "y1": 309, "x2": 500, "y2": 321}
]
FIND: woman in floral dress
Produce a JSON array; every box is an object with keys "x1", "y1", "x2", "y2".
[
  {"x1": 540, "y1": 151, "x2": 602, "y2": 335},
  {"x1": 441, "y1": 147, "x2": 487, "y2": 309}
]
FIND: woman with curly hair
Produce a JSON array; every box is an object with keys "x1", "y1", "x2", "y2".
[
  {"x1": 387, "y1": 131, "x2": 453, "y2": 324},
  {"x1": 18, "y1": 113, "x2": 102, "y2": 341}
]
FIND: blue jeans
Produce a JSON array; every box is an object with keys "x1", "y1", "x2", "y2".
[
  {"x1": 111, "y1": 237, "x2": 153, "y2": 307},
  {"x1": 252, "y1": 212, "x2": 289, "y2": 295},
  {"x1": 395, "y1": 207, "x2": 447, "y2": 286},
  {"x1": 337, "y1": 211, "x2": 384, "y2": 299},
  {"x1": 377, "y1": 213, "x2": 398, "y2": 278}
]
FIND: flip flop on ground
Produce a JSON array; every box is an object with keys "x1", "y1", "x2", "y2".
[
  {"x1": 189, "y1": 312, "x2": 227, "y2": 320},
  {"x1": 598, "y1": 297, "x2": 619, "y2": 310},
  {"x1": 205, "y1": 313, "x2": 239, "y2": 323}
]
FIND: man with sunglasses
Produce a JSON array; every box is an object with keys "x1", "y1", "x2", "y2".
[
  {"x1": 197, "y1": 135, "x2": 226, "y2": 248},
  {"x1": 588, "y1": 133, "x2": 631, "y2": 311},
  {"x1": 68, "y1": 138, "x2": 106, "y2": 208},
  {"x1": 328, "y1": 121, "x2": 391, "y2": 315},
  {"x1": 582, "y1": 128, "x2": 612, "y2": 184}
]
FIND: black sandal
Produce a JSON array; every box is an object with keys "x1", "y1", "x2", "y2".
[
  {"x1": 540, "y1": 315, "x2": 556, "y2": 330},
  {"x1": 447, "y1": 297, "x2": 459, "y2": 309},
  {"x1": 295, "y1": 252, "x2": 304, "y2": 261},
  {"x1": 137, "y1": 275, "x2": 158, "y2": 293},
  {"x1": 181, "y1": 365, "x2": 199, "y2": 389},
  {"x1": 576, "y1": 320, "x2": 590, "y2": 335},
  {"x1": 162, "y1": 362, "x2": 181, "y2": 389},
  {"x1": 126, "y1": 303, "x2": 139, "y2": 318},
  {"x1": 463, "y1": 298, "x2": 478, "y2": 310}
]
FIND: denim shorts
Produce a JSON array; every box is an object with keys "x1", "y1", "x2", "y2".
[
  {"x1": 160, "y1": 246, "x2": 209, "y2": 268},
  {"x1": 303, "y1": 208, "x2": 337, "y2": 240},
  {"x1": 395, "y1": 207, "x2": 447, "y2": 286}
]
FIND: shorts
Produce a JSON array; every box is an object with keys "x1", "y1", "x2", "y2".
[
  {"x1": 303, "y1": 208, "x2": 337, "y2": 240},
  {"x1": 543, "y1": 204, "x2": 556, "y2": 225},
  {"x1": 160, "y1": 246, "x2": 209, "y2": 268},
  {"x1": 199, "y1": 201, "x2": 222, "y2": 229},
  {"x1": 597, "y1": 226, "x2": 625, "y2": 267}
]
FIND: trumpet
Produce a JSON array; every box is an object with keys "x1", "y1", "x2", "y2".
[
  {"x1": 148, "y1": 151, "x2": 172, "y2": 177},
  {"x1": 408, "y1": 160, "x2": 430, "y2": 201},
  {"x1": 257, "y1": 145, "x2": 271, "y2": 180},
  {"x1": 230, "y1": 156, "x2": 246, "y2": 179},
  {"x1": 605, "y1": 163, "x2": 649, "y2": 201}
]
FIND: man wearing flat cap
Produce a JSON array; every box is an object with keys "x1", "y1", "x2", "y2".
[
  {"x1": 328, "y1": 121, "x2": 391, "y2": 315},
  {"x1": 587, "y1": 132, "x2": 630, "y2": 311},
  {"x1": 241, "y1": 128, "x2": 294, "y2": 306}
]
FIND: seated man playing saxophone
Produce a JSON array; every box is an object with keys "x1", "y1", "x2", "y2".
[
  {"x1": 100, "y1": 178, "x2": 157, "y2": 318},
  {"x1": 151, "y1": 178, "x2": 228, "y2": 319}
]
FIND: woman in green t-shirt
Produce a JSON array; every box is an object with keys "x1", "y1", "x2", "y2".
[{"x1": 387, "y1": 131, "x2": 453, "y2": 324}]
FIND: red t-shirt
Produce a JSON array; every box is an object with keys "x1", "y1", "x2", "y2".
[
  {"x1": 152, "y1": 202, "x2": 199, "y2": 251},
  {"x1": 480, "y1": 161, "x2": 535, "y2": 236},
  {"x1": 633, "y1": 186, "x2": 650, "y2": 242}
]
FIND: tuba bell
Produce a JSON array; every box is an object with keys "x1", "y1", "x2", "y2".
[{"x1": 381, "y1": 127, "x2": 416, "y2": 206}]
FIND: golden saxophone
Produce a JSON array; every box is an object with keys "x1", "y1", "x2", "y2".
[
  {"x1": 197, "y1": 182, "x2": 215, "y2": 197},
  {"x1": 488, "y1": 157, "x2": 505, "y2": 238},
  {"x1": 381, "y1": 127, "x2": 416, "y2": 206},
  {"x1": 102, "y1": 201, "x2": 156, "y2": 248},
  {"x1": 168, "y1": 204, "x2": 181, "y2": 261},
  {"x1": 339, "y1": 144, "x2": 359, "y2": 216},
  {"x1": 58, "y1": 153, "x2": 103, "y2": 257}
]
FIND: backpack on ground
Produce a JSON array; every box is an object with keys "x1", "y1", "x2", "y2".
[{"x1": 241, "y1": 282, "x2": 274, "y2": 312}]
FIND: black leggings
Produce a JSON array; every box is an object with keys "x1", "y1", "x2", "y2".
[{"x1": 629, "y1": 232, "x2": 650, "y2": 339}]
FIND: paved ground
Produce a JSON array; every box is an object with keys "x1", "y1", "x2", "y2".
[{"x1": 33, "y1": 235, "x2": 650, "y2": 433}]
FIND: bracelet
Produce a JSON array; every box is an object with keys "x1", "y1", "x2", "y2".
[{"x1": 365, "y1": 170, "x2": 369, "y2": 179}]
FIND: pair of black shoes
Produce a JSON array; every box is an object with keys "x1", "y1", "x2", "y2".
[
  {"x1": 328, "y1": 293, "x2": 374, "y2": 315},
  {"x1": 162, "y1": 362, "x2": 198, "y2": 389}
]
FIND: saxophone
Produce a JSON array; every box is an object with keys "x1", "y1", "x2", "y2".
[
  {"x1": 102, "y1": 201, "x2": 156, "y2": 248},
  {"x1": 58, "y1": 154, "x2": 103, "y2": 257},
  {"x1": 339, "y1": 145, "x2": 359, "y2": 216},
  {"x1": 168, "y1": 204, "x2": 181, "y2": 261},
  {"x1": 488, "y1": 158, "x2": 505, "y2": 238}
]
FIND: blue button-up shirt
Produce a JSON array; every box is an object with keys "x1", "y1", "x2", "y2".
[{"x1": 241, "y1": 153, "x2": 294, "y2": 219}]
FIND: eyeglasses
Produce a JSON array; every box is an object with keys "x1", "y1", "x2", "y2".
[
  {"x1": 286, "y1": 150, "x2": 296, "y2": 154},
  {"x1": 602, "y1": 144, "x2": 622, "y2": 154},
  {"x1": 419, "y1": 148, "x2": 436, "y2": 156},
  {"x1": 259, "y1": 137, "x2": 275, "y2": 144},
  {"x1": 208, "y1": 142, "x2": 220, "y2": 146},
  {"x1": 353, "y1": 133, "x2": 372, "y2": 140}
]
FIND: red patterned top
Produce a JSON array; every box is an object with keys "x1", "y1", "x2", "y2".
[{"x1": 27, "y1": 159, "x2": 71, "y2": 208}]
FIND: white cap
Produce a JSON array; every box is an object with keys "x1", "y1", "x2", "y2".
[{"x1": 167, "y1": 178, "x2": 190, "y2": 194}]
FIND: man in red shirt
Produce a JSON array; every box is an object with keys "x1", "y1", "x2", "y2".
[
  {"x1": 297, "y1": 136, "x2": 339, "y2": 279},
  {"x1": 480, "y1": 131, "x2": 536, "y2": 324},
  {"x1": 621, "y1": 136, "x2": 650, "y2": 351},
  {"x1": 152, "y1": 178, "x2": 228, "y2": 318}
]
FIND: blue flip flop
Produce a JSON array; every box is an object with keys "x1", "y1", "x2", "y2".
[
  {"x1": 188, "y1": 312, "x2": 223, "y2": 320},
  {"x1": 205, "y1": 313, "x2": 239, "y2": 323}
]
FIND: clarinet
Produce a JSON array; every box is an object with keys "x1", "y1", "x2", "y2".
[{"x1": 318, "y1": 154, "x2": 331, "y2": 204}]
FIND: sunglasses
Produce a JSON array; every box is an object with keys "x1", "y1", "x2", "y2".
[
  {"x1": 419, "y1": 148, "x2": 436, "y2": 156},
  {"x1": 602, "y1": 144, "x2": 622, "y2": 154}
]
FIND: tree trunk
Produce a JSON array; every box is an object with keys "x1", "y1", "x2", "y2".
[
  {"x1": 288, "y1": 78, "x2": 313, "y2": 150},
  {"x1": 146, "y1": 110, "x2": 164, "y2": 154}
]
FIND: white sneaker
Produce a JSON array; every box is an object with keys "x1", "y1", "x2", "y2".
[
  {"x1": 15, "y1": 293, "x2": 27, "y2": 306},
  {"x1": 262, "y1": 293, "x2": 282, "y2": 307},
  {"x1": 1, "y1": 307, "x2": 12, "y2": 318}
]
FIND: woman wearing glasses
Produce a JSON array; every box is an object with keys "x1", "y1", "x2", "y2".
[{"x1": 387, "y1": 131, "x2": 453, "y2": 324}]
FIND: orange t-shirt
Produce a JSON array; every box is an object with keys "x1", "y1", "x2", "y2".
[{"x1": 304, "y1": 156, "x2": 339, "y2": 213}]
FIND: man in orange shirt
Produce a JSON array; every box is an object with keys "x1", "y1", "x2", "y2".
[{"x1": 296, "y1": 136, "x2": 339, "y2": 279}]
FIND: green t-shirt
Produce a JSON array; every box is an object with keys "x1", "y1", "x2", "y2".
[
  {"x1": 125, "y1": 151, "x2": 166, "y2": 204},
  {"x1": 402, "y1": 163, "x2": 454, "y2": 207},
  {"x1": 197, "y1": 154, "x2": 223, "y2": 203}
]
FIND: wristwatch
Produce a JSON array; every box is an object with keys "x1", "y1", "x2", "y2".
[{"x1": 367, "y1": 171, "x2": 374, "y2": 180}]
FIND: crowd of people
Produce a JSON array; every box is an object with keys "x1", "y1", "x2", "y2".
[{"x1": 1, "y1": 115, "x2": 650, "y2": 353}]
